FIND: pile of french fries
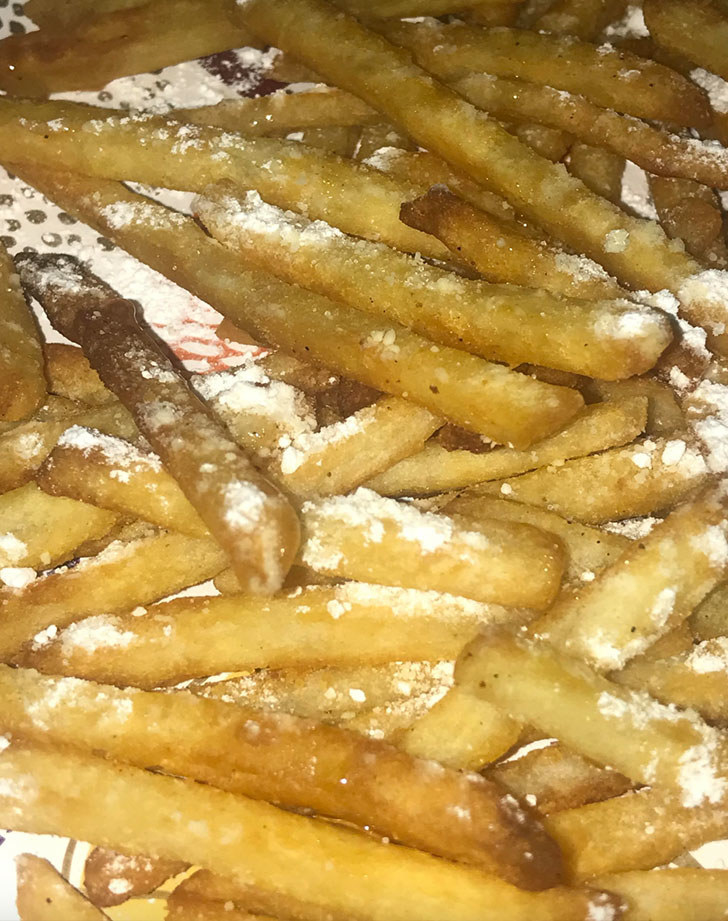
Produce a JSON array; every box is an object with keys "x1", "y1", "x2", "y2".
[{"x1": 4, "y1": 0, "x2": 728, "y2": 918}]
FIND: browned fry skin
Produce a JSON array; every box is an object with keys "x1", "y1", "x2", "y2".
[
  {"x1": 15, "y1": 853, "x2": 109, "y2": 921},
  {"x1": 0, "y1": 665, "x2": 565, "y2": 890},
  {"x1": 42, "y1": 343, "x2": 115, "y2": 406},
  {"x1": 534, "y1": 0, "x2": 629, "y2": 40},
  {"x1": 46, "y1": 297, "x2": 300, "y2": 595},
  {"x1": 84, "y1": 847, "x2": 187, "y2": 907},
  {"x1": 567, "y1": 144, "x2": 625, "y2": 205},
  {"x1": 648, "y1": 175, "x2": 728, "y2": 267}
]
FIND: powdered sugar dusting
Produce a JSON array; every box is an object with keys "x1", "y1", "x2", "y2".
[
  {"x1": 60, "y1": 615, "x2": 136, "y2": 654},
  {"x1": 685, "y1": 637, "x2": 728, "y2": 674},
  {"x1": 691, "y1": 69, "x2": 728, "y2": 115}
]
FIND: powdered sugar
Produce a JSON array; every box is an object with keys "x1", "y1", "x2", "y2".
[
  {"x1": 222, "y1": 480, "x2": 267, "y2": 530},
  {"x1": 0, "y1": 534, "x2": 27, "y2": 566},
  {"x1": 685, "y1": 637, "x2": 728, "y2": 674},
  {"x1": 58, "y1": 425, "x2": 162, "y2": 471},
  {"x1": 691, "y1": 69, "x2": 728, "y2": 115},
  {"x1": 60, "y1": 615, "x2": 136, "y2": 654}
]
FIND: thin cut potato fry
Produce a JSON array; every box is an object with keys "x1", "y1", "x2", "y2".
[
  {"x1": 366, "y1": 397, "x2": 648, "y2": 496},
  {"x1": 644, "y1": 0, "x2": 728, "y2": 82},
  {"x1": 15, "y1": 854, "x2": 108, "y2": 921},
  {"x1": 487, "y1": 743, "x2": 632, "y2": 816},
  {"x1": 506, "y1": 122, "x2": 572, "y2": 163},
  {"x1": 16, "y1": 174, "x2": 583, "y2": 447},
  {"x1": 38, "y1": 428, "x2": 210, "y2": 539},
  {"x1": 567, "y1": 145, "x2": 625, "y2": 205},
  {"x1": 16, "y1": 583, "x2": 526, "y2": 688},
  {"x1": 531, "y1": 484, "x2": 728, "y2": 670},
  {"x1": 648, "y1": 175, "x2": 728, "y2": 266},
  {"x1": 0, "y1": 666, "x2": 563, "y2": 888},
  {"x1": 613, "y1": 638, "x2": 728, "y2": 725},
  {"x1": 382, "y1": 19, "x2": 709, "y2": 126},
  {"x1": 194, "y1": 182, "x2": 672, "y2": 380},
  {"x1": 638, "y1": 621, "x2": 695, "y2": 661},
  {"x1": 234, "y1": 0, "x2": 728, "y2": 351},
  {"x1": 581, "y1": 377, "x2": 686, "y2": 437},
  {"x1": 167, "y1": 890, "x2": 269, "y2": 921},
  {"x1": 83, "y1": 847, "x2": 186, "y2": 908},
  {"x1": 286, "y1": 125, "x2": 360, "y2": 158},
  {"x1": 471, "y1": 437, "x2": 709, "y2": 523},
  {"x1": 0, "y1": 530, "x2": 227, "y2": 661},
  {"x1": 43, "y1": 343, "x2": 114, "y2": 406},
  {"x1": 398, "y1": 686, "x2": 521, "y2": 770},
  {"x1": 457, "y1": 628, "x2": 728, "y2": 801},
  {"x1": 589, "y1": 869, "x2": 728, "y2": 921},
  {"x1": 444, "y1": 496, "x2": 632, "y2": 582},
  {"x1": 354, "y1": 122, "x2": 416, "y2": 161},
  {"x1": 0, "y1": 482, "x2": 118, "y2": 570},
  {"x1": 41, "y1": 294, "x2": 300, "y2": 596},
  {"x1": 690, "y1": 581, "x2": 728, "y2": 641},
  {"x1": 399, "y1": 189, "x2": 628, "y2": 303},
  {"x1": 0, "y1": 244, "x2": 45, "y2": 422},
  {"x1": 464, "y1": 1, "x2": 521, "y2": 27},
  {"x1": 534, "y1": 0, "x2": 629, "y2": 39},
  {"x1": 0, "y1": 744, "x2": 619, "y2": 921},
  {"x1": 299, "y1": 489, "x2": 565, "y2": 609}
]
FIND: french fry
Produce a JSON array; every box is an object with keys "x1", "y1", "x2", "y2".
[
  {"x1": 589, "y1": 869, "x2": 728, "y2": 921},
  {"x1": 0, "y1": 665, "x2": 563, "y2": 888},
  {"x1": 167, "y1": 887, "x2": 269, "y2": 921},
  {"x1": 0, "y1": 482, "x2": 118, "y2": 571},
  {"x1": 23, "y1": 0, "x2": 144, "y2": 29},
  {"x1": 531, "y1": 484, "x2": 728, "y2": 670},
  {"x1": 0, "y1": 399, "x2": 137, "y2": 493},
  {"x1": 285, "y1": 125, "x2": 361, "y2": 158},
  {"x1": 648, "y1": 175, "x2": 728, "y2": 266},
  {"x1": 457, "y1": 628, "x2": 728, "y2": 804},
  {"x1": 533, "y1": 0, "x2": 629, "y2": 40},
  {"x1": 487, "y1": 743, "x2": 632, "y2": 815},
  {"x1": 353, "y1": 123, "x2": 416, "y2": 161},
  {"x1": 471, "y1": 437, "x2": 709, "y2": 523},
  {"x1": 444, "y1": 495, "x2": 632, "y2": 582},
  {"x1": 638, "y1": 621, "x2": 695, "y2": 661},
  {"x1": 644, "y1": 0, "x2": 728, "y2": 82},
  {"x1": 506, "y1": 123, "x2": 572, "y2": 163},
  {"x1": 690, "y1": 581, "x2": 728, "y2": 640},
  {"x1": 195, "y1": 182, "x2": 671, "y2": 380},
  {"x1": 613, "y1": 637, "x2": 728, "y2": 725},
  {"x1": 464, "y1": 1, "x2": 522, "y2": 27},
  {"x1": 16, "y1": 583, "x2": 525, "y2": 688},
  {"x1": 382, "y1": 19, "x2": 709, "y2": 126},
  {"x1": 399, "y1": 189, "x2": 628, "y2": 302},
  {"x1": 83, "y1": 847, "x2": 186, "y2": 908},
  {"x1": 15, "y1": 854, "x2": 109, "y2": 921},
  {"x1": 0, "y1": 243, "x2": 45, "y2": 422},
  {"x1": 0, "y1": 529, "x2": 227, "y2": 661},
  {"x1": 300, "y1": 489, "x2": 565, "y2": 608},
  {"x1": 43, "y1": 343, "x2": 114, "y2": 406},
  {"x1": 366, "y1": 397, "x2": 648, "y2": 496},
  {"x1": 40, "y1": 292, "x2": 300, "y2": 596},
  {"x1": 567, "y1": 145, "x2": 625, "y2": 205},
  {"x1": 581, "y1": 377, "x2": 686, "y2": 436},
  {"x1": 38, "y1": 427, "x2": 209, "y2": 538},
  {"x1": 0, "y1": 743, "x2": 619, "y2": 920}
]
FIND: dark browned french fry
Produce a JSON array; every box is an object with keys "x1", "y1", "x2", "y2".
[{"x1": 83, "y1": 848, "x2": 186, "y2": 908}]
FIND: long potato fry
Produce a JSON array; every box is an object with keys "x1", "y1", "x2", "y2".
[
  {"x1": 0, "y1": 530, "x2": 227, "y2": 661},
  {"x1": 17, "y1": 172, "x2": 583, "y2": 447},
  {"x1": 648, "y1": 174, "x2": 728, "y2": 266},
  {"x1": 382, "y1": 20, "x2": 709, "y2": 126},
  {"x1": 195, "y1": 182, "x2": 671, "y2": 380},
  {"x1": 471, "y1": 437, "x2": 709, "y2": 523},
  {"x1": 0, "y1": 482, "x2": 118, "y2": 571},
  {"x1": 0, "y1": 665, "x2": 563, "y2": 888},
  {"x1": 42, "y1": 343, "x2": 114, "y2": 406},
  {"x1": 167, "y1": 888, "x2": 268, "y2": 921},
  {"x1": 15, "y1": 854, "x2": 108, "y2": 921},
  {"x1": 581, "y1": 377, "x2": 686, "y2": 437},
  {"x1": 234, "y1": 0, "x2": 728, "y2": 352},
  {"x1": 567, "y1": 144, "x2": 625, "y2": 205},
  {"x1": 690, "y1": 581, "x2": 728, "y2": 640},
  {"x1": 366, "y1": 397, "x2": 648, "y2": 496},
  {"x1": 531, "y1": 484, "x2": 728, "y2": 670},
  {"x1": 533, "y1": 0, "x2": 629, "y2": 39},
  {"x1": 0, "y1": 244, "x2": 45, "y2": 422},
  {"x1": 445, "y1": 495, "x2": 632, "y2": 581},
  {"x1": 0, "y1": 743, "x2": 619, "y2": 921},
  {"x1": 83, "y1": 847, "x2": 186, "y2": 908},
  {"x1": 457, "y1": 629, "x2": 728, "y2": 804},
  {"x1": 16, "y1": 583, "x2": 526, "y2": 688},
  {"x1": 590, "y1": 869, "x2": 728, "y2": 921},
  {"x1": 644, "y1": 0, "x2": 728, "y2": 82}
]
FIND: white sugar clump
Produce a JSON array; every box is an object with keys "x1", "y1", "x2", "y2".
[
  {"x1": 552, "y1": 250, "x2": 614, "y2": 283},
  {"x1": 691, "y1": 68, "x2": 728, "y2": 114},
  {"x1": 685, "y1": 637, "x2": 728, "y2": 674},
  {"x1": 621, "y1": 162, "x2": 659, "y2": 220},
  {"x1": 0, "y1": 567, "x2": 36, "y2": 589},
  {"x1": 101, "y1": 200, "x2": 187, "y2": 231},
  {"x1": 332, "y1": 582, "x2": 503, "y2": 624},
  {"x1": 222, "y1": 480, "x2": 267, "y2": 530},
  {"x1": 678, "y1": 270, "x2": 728, "y2": 338},
  {"x1": 603, "y1": 4, "x2": 648, "y2": 38},
  {"x1": 678, "y1": 742, "x2": 728, "y2": 808},
  {"x1": 690, "y1": 524, "x2": 728, "y2": 568},
  {"x1": 661, "y1": 440, "x2": 686, "y2": 467},
  {"x1": 108, "y1": 879, "x2": 134, "y2": 896},
  {"x1": 603, "y1": 229, "x2": 630, "y2": 253},
  {"x1": 687, "y1": 379, "x2": 728, "y2": 473},
  {"x1": 31, "y1": 624, "x2": 58, "y2": 648},
  {"x1": 59, "y1": 425, "x2": 162, "y2": 471},
  {"x1": 278, "y1": 408, "x2": 368, "y2": 476},
  {"x1": 593, "y1": 306, "x2": 658, "y2": 340},
  {"x1": 0, "y1": 534, "x2": 27, "y2": 565},
  {"x1": 650, "y1": 587, "x2": 677, "y2": 629},
  {"x1": 61, "y1": 615, "x2": 136, "y2": 654}
]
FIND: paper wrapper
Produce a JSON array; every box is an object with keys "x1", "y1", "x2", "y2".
[{"x1": 1, "y1": 5, "x2": 728, "y2": 919}]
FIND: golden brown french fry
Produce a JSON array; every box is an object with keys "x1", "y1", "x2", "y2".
[
  {"x1": 644, "y1": 0, "x2": 728, "y2": 82},
  {"x1": 0, "y1": 529, "x2": 227, "y2": 661},
  {"x1": 567, "y1": 145, "x2": 625, "y2": 205},
  {"x1": 690, "y1": 581, "x2": 728, "y2": 640},
  {"x1": 0, "y1": 244, "x2": 45, "y2": 422},
  {"x1": 0, "y1": 665, "x2": 563, "y2": 888},
  {"x1": 487, "y1": 743, "x2": 632, "y2": 816},
  {"x1": 0, "y1": 399, "x2": 137, "y2": 493},
  {"x1": 43, "y1": 343, "x2": 114, "y2": 406},
  {"x1": 195, "y1": 182, "x2": 671, "y2": 380},
  {"x1": 532, "y1": 484, "x2": 728, "y2": 670},
  {"x1": 534, "y1": 0, "x2": 629, "y2": 39},
  {"x1": 0, "y1": 743, "x2": 619, "y2": 920},
  {"x1": 445, "y1": 495, "x2": 632, "y2": 582},
  {"x1": 299, "y1": 489, "x2": 565, "y2": 609},
  {"x1": 581, "y1": 377, "x2": 686, "y2": 437},
  {"x1": 471, "y1": 437, "x2": 708, "y2": 523},
  {"x1": 16, "y1": 583, "x2": 525, "y2": 688},
  {"x1": 506, "y1": 123, "x2": 573, "y2": 163},
  {"x1": 83, "y1": 847, "x2": 186, "y2": 908},
  {"x1": 0, "y1": 482, "x2": 118, "y2": 571},
  {"x1": 613, "y1": 637, "x2": 728, "y2": 725},
  {"x1": 15, "y1": 854, "x2": 109, "y2": 921},
  {"x1": 589, "y1": 869, "x2": 728, "y2": 921},
  {"x1": 399, "y1": 189, "x2": 627, "y2": 302},
  {"x1": 457, "y1": 629, "x2": 728, "y2": 804},
  {"x1": 366, "y1": 397, "x2": 648, "y2": 496},
  {"x1": 41, "y1": 293, "x2": 300, "y2": 596},
  {"x1": 464, "y1": 0, "x2": 522, "y2": 26},
  {"x1": 382, "y1": 19, "x2": 709, "y2": 126},
  {"x1": 38, "y1": 427, "x2": 209, "y2": 538},
  {"x1": 353, "y1": 123, "x2": 416, "y2": 161},
  {"x1": 648, "y1": 174, "x2": 728, "y2": 266},
  {"x1": 167, "y1": 888, "x2": 270, "y2": 921},
  {"x1": 24, "y1": 0, "x2": 144, "y2": 28}
]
